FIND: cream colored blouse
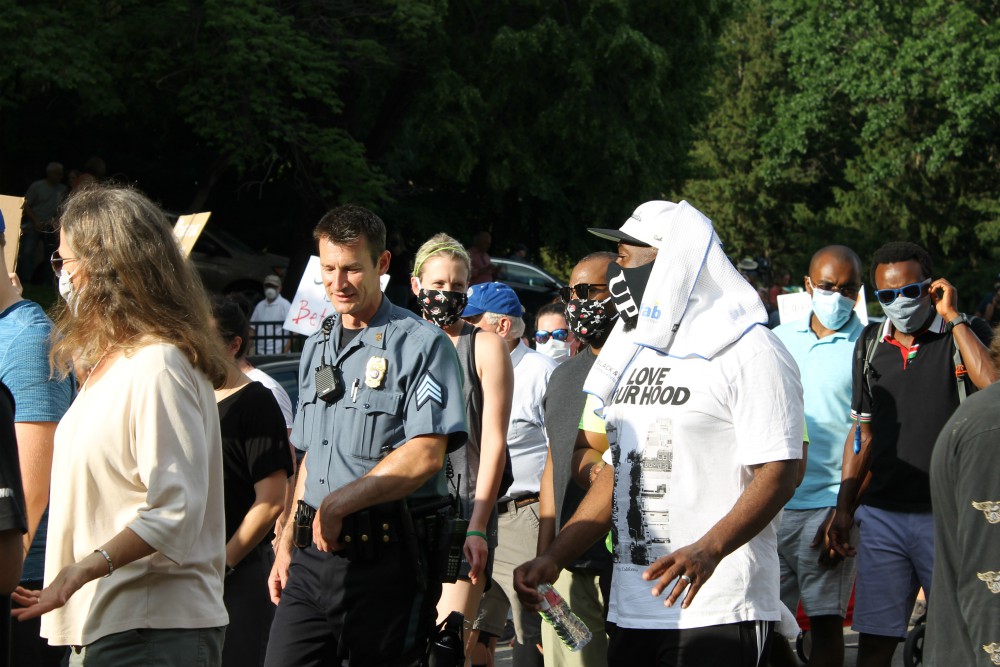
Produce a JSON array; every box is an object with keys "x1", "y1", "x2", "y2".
[{"x1": 41, "y1": 343, "x2": 228, "y2": 646}]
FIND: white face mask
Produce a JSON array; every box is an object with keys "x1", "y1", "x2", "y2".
[
  {"x1": 535, "y1": 337, "x2": 571, "y2": 361},
  {"x1": 58, "y1": 269, "x2": 79, "y2": 313},
  {"x1": 264, "y1": 287, "x2": 278, "y2": 301}
]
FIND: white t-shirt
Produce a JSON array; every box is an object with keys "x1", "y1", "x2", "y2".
[
  {"x1": 600, "y1": 325, "x2": 803, "y2": 630},
  {"x1": 250, "y1": 295, "x2": 291, "y2": 355},
  {"x1": 42, "y1": 344, "x2": 228, "y2": 646},
  {"x1": 506, "y1": 341, "x2": 558, "y2": 496},
  {"x1": 246, "y1": 366, "x2": 294, "y2": 429}
]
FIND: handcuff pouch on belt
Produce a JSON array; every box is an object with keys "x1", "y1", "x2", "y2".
[{"x1": 340, "y1": 504, "x2": 402, "y2": 563}]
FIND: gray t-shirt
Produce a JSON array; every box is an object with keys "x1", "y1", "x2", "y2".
[{"x1": 542, "y1": 347, "x2": 610, "y2": 570}]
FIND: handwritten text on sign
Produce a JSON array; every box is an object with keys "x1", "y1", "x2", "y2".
[{"x1": 282, "y1": 255, "x2": 391, "y2": 336}]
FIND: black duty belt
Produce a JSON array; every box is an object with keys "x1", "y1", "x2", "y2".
[{"x1": 497, "y1": 493, "x2": 540, "y2": 515}]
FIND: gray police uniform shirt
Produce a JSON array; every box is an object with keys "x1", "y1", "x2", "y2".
[{"x1": 293, "y1": 296, "x2": 468, "y2": 509}]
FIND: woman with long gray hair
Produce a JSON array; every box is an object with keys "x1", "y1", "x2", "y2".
[{"x1": 12, "y1": 184, "x2": 231, "y2": 666}]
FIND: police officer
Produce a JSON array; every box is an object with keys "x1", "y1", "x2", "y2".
[{"x1": 264, "y1": 205, "x2": 468, "y2": 666}]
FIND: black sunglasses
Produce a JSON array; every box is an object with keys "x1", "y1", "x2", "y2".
[
  {"x1": 50, "y1": 251, "x2": 80, "y2": 277},
  {"x1": 875, "y1": 279, "x2": 931, "y2": 305},
  {"x1": 558, "y1": 283, "x2": 608, "y2": 303},
  {"x1": 535, "y1": 329, "x2": 570, "y2": 344}
]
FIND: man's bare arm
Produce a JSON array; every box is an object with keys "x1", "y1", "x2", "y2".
[
  {"x1": 0, "y1": 529, "x2": 23, "y2": 593},
  {"x1": 571, "y1": 427, "x2": 608, "y2": 490},
  {"x1": 513, "y1": 461, "x2": 614, "y2": 610},
  {"x1": 931, "y1": 277, "x2": 998, "y2": 388},
  {"x1": 644, "y1": 459, "x2": 798, "y2": 608},
  {"x1": 952, "y1": 320, "x2": 998, "y2": 389},
  {"x1": 537, "y1": 449, "x2": 556, "y2": 555},
  {"x1": 827, "y1": 422, "x2": 872, "y2": 558},
  {"x1": 313, "y1": 434, "x2": 447, "y2": 551},
  {"x1": 16, "y1": 422, "x2": 56, "y2": 552},
  {"x1": 269, "y1": 451, "x2": 308, "y2": 604}
]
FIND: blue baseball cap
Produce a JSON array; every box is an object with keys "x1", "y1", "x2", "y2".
[{"x1": 463, "y1": 282, "x2": 524, "y2": 318}]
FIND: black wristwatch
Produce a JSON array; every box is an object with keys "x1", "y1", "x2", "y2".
[{"x1": 945, "y1": 313, "x2": 970, "y2": 334}]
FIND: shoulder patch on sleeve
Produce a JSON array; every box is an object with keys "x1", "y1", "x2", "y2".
[{"x1": 416, "y1": 373, "x2": 444, "y2": 409}]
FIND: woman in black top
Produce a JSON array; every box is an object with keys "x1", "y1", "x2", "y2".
[{"x1": 212, "y1": 297, "x2": 294, "y2": 667}]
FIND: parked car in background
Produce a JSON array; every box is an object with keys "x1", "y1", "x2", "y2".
[
  {"x1": 492, "y1": 257, "x2": 565, "y2": 325},
  {"x1": 185, "y1": 224, "x2": 289, "y2": 302}
]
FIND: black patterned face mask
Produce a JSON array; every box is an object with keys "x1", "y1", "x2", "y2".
[
  {"x1": 566, "y1": 295, "x2": 618, "y2": 343},
  {"x1": 418, "y1": 289, "x2": 469, "y2": 328}
]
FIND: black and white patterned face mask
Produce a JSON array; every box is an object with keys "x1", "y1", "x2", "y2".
[
  {"x1": 566, "y1": 295, "x2": 618, "y2": 343},
  {"x1": 418, "y1": 289, "x2": 469, "y2": 328}
]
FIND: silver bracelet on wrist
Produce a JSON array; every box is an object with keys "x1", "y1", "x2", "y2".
[{"x1": 94, "y1": 548, "x2": 114, "y2": 577}]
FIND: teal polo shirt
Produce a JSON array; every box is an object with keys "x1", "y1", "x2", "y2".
[{"x1": 773, "y1": 312, "x2": 863, "y2": 509}]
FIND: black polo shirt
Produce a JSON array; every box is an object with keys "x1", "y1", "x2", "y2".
[{"x1": 850, "y1": 315, "x2": 966, "y2": 512}]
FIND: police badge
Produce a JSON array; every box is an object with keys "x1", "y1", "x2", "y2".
[{"x1": 365, "y1": 356, "x2": 387, "y2": 389}]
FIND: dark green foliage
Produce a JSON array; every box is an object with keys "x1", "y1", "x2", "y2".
[
  {"x1": 0, "y1": 1, "x2": 728, "y2": 276},
  {"x1": 3, "y1": 0, "x2": 997, "y2": 303},
  {"x1": 688, "y1": 0, "x2": 1000, "y2": 304}
]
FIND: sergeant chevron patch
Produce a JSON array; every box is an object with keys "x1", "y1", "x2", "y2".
[{"x1": 416, "y1": 373, "x2": 443, "y2": 408}]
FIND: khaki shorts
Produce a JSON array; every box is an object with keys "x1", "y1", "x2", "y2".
[{"x1": 778, "y1": 507, "x2": 856, "y2": 618}]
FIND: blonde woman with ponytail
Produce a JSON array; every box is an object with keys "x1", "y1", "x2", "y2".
[{"x1": 411, "y1": 233, "x2": 514, "y2": 647}]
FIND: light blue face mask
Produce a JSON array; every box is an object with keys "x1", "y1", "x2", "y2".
[
  {"x1": 881, "y1": 293, "x2": 934, "y2": 333},
  {"x1": 811, "y1": 288, "x2": 855, "y2": 330}
]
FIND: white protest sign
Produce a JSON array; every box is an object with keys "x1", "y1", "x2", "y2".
[
  {"x1": 283, "y1": 255, "x2": 391, "y2": 336},
  {"x1": 173, "y1": 212, "x2": 211, "y2": 257},
  {"x1": 776, "y1": 291, "x2": 812, "y2": 325},
  {"x1": 777, "y1": 287, "x2": 869, "y2": 326}
]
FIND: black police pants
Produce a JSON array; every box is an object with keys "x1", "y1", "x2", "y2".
[
  {"x1": 606, "y1": 621, "x2": 774, "y2": 667},
  {"x1": 264, "y1": 543, "x2": 440, "y2": 667}
]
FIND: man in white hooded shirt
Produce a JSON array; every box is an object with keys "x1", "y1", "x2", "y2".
[{"x1": 514, "y1": 201, "x2": 804, "y2": 667}]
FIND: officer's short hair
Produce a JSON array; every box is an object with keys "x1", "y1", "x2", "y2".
[
  {"x1": 314, "y1": 205, "x2": 386, "y2": 265},
  {"x1": 870, "y1": 241, "x2": 932, "y2": 287}
]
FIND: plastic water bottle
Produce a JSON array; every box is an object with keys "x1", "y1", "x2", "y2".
[{"x1": 537, "y1": 583, "x2": 592, "y2": 652}]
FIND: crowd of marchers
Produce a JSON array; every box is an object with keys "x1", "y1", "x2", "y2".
[{"x1": 1, "y1": 184, "x2": 998, "y2": 667}]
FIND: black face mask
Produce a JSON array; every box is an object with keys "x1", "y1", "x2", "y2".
[
  {"x1": 418, "y1": 289, "x2": 469, "y2": 328},
  {"x1": 605, "y1": 261, "x2": 654, "y2": 331},
  {"x1": 566, "y1": 295, "x2": 618, "y2": 344}
]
